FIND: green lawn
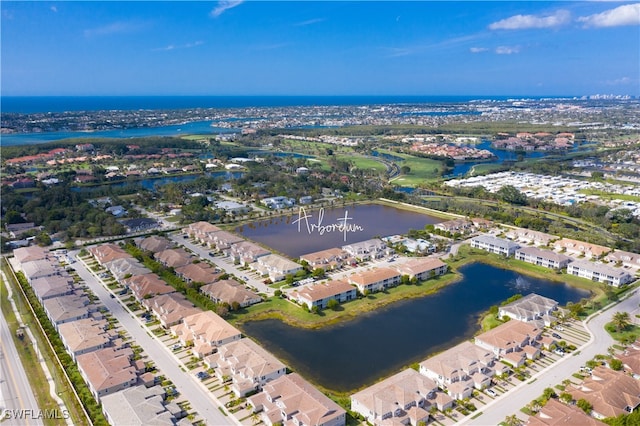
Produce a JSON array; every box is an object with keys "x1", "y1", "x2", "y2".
[
  {"x1": 336, "y1": 155, "x2": 387, "y2": 172},
  {"x1": 605, "y1": 322, "x2": 640, "y2": 343},
  {"x1": 578, "y1": 189, "x2": 640, "y2": 203},
  {"x1": 375, "y1": 149, "x2": 443, "y2": 186}
]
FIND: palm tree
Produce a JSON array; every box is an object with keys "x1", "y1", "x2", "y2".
[
  {"x1": 504, "y1": 414, "x2": 522, "y2": 426},
  {"x1": 612, "y1": 311, "x2": 631, "y2": 332}
]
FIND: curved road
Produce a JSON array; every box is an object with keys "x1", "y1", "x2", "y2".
[{"x1": 461, "y1": 288, "x2": 639, "y2": 425}]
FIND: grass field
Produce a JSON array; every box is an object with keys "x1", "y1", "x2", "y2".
[
  {"x1": 336, "y1": 155, "x2": 387, "y2": 172},
  {"x1": 375, "y1": 149, "x2": 443, "y2": 186},
  {"x1": 578, "y1": 189, "x2": 640, "y2": 203}
]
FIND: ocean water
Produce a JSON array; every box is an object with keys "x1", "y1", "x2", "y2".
[{"x1": 2, "y1": 95, "x2": 534, "y2": 114}]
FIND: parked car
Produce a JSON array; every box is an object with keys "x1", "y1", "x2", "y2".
[
  {"x1": 171, "y1": 344, "x2": 182, "y2": 351},
  {"x1": 554, "y1": 349, "x2": 565, "y2": 356},
  {"x1": 196, "y1": 371, "x2": 210, "y2": 380},
  {"x1": 486, "y1": 389, "x2": 497, "y2": 397},
  {"x1": 555, "y1": 326, "x2": 564, "y2": 331},
  {"x1": 552, "y1": 333, "x2": 562, "y2": 339}
]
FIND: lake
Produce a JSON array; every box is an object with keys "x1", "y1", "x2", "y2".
[
  {"x1": 241, "y1": 262, "x2": 589, "y2": 392},
  {"x1": 236, "y1": 204, "x2": 443, "y2": 258}
]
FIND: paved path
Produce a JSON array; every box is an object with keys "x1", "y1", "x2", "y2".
[
  {"x1": 70, "y1": 251, "x2": 237, "y2": 426},
  {"x1": 461, "y1": 288, "x2": 639, "y2": 425}
]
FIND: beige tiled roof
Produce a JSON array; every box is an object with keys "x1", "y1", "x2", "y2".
[
  {"x1": 395, "y1": 258, "x2": 447, "y2": 277},
  {"x1": 138, "y1": 235, "x2": 172, "y2": 253},
  {"x1": 526, "y1": 398, "x2": 605, "y2": 426},
  {"x1": 348, "y1": 268, "x2": 400, "y2": 286},
  {"x1": 554, "y1": 238, "x2": 610, "y2": 256},
  {"x1": 568, "y1": 366, "x2": 640, "y2": 418},
  {"x1": 154, "y1": 248, "x2": 192, "y2": 268},
  {"x1": 172, "y1": 311, "x2": 241, "y2": 346},
  {"x1": 175, "y1": 263, "x2": 222, "y2": 284},
  {"x1": 292, "y1": 280, "x2": 355, "y2": 304},
  {"x1": 419, "y1": 341, "x2": 495, "y2": 382},
  {"x1": 200, "y1": 280, "x2": 260, "y2": 306},
  {"x1": 300, "y1": 248, "x2": 349, "y2": 265},
  {"x1": 13, "y1": 245, "x2": 49, "y2": 265},
  {"x1": 475, "y1": 320, "x2": 542, "y2": 352},
  {"x1": 89, "y1": 243, "x2": 130, "y2": 264},
  {"x1": 58, "y1": 318, "x2": 110, "y2": 354},
  {"x1": 206, "y1": 338, "x2": 286, "y2": 382},
  {"x1": 76, "y1": 347, "x2": 137, "y2": 394},
  {"x1": 124, "y1": 273, "x2": 175, "y2": 300}
]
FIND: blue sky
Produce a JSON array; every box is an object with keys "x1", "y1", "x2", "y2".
[{"x1": 2, "y1": 1, "x2": 639, "y2": 96}]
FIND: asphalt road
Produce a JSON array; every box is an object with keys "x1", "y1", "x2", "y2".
[
  {"x1": 462, "y1": 288, "x2": 640, "y2": 425},
  {"x1": 0, "y1": 309, "x2": 44, "y2": 426},
  {"x1": 70, "y1": 251, "x2": 236, "y2": 426}
]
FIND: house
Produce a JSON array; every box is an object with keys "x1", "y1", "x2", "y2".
[
  {"x1": 228, "y1": 241, "x2": 271, "y2": 264},
  {"x1": 12, "y1": 245, "x2": 49, "y2": 265},
  {"x1": 204, "y1": 338, "x2": 287, "y2": 397},
  {"x1": 30, "y1": 274, "x2": 74, "y2": 302},
  {"x1": 617, "y1": 347, "x2": 640, "y2": 377},
  {"x1": 249, "y1": 373, "x2": 346, "y2": 426},
  {"x1": 142, "y1": 293, "x2": 200, "y2": 328},
  {"x1": 300, "y1": 248, "x2": 350, "y2": 271},
  {"x1": 515, "y1": 247, "x2": 572, "y2": 270},
  {"x1": 101, "y1": 385, "x2": 183, "y2": 426},
  {"x1": 20, "y1": 259, "x2": 64, "y2": 284},
  {"x1": 42, "y1": 293, "x2": 93, "y2": 329},
  {"x1": 290, "y1": 280, "x2": 357, "y2": 310},
  {"x1": 505, "y1": 228, "x2": 558, "y2": 247},
  {"x1": 395, "y1": 258, "x2": 448, "y2": 280},
  {"x1": 215, "y1": 200, "x2": 250, "y2": 215},
  {"x1": 123, "y1": 273, "x2": 175, "y2": 301},
  {"x1": 171, "y1": 311, "x2": 242, "y2": 358},
  {"x1": 174, "y1": 263, "x2": 222, "y2": 285},
  {"x1": 475, "y1": 320, "x2": 543, "y2": 358},
  {"x1": 105, "y1": 205, "x2": 127, "y2": 217},
  {"x1": 419, "y1": 341, "x2": 496, "y2": 393},
  {"x1": 605, "y1": 250, "x2": 640, "y2": 270},
  {"x1": 252, "y1": 254, "x2": 302, "y2": 282},
  {"x1": 184, "y1": 221, "x2": 222, "y2": 240},
  {"x1": 567, "y1": 260, "x2": 634, "y2": 287},
  {"x1": 104, "y1": 257, "x2": 151, "y2": 280},
  {"x1": 119, "y1": 218, "x2": 158, "y2": 233},
  {"x1": 348, "y1": 268, "x2": 401, "y2": 294},
  {"x1": 402, "y1": 238, "x2": 436, "y2": 254},
  {"x1": 351, "y1": 369, "x2": 436, "y2": 426},
  {"x1": 435, "y1": 219, "x2": 474, "y2": 234},
  {"x1": 262, "y1": 196, "x2": 296, "y2": 209},
  {"x1": 89, "y1": 244, "x2": 130, "y2": 265},
  {"x1": 299, "y1": 195, "x2": 313, "y2": 205},
  {"x1": 342, "y1": 238, "x2": 390, "y2": 261},
  {"x1": 554, "y1": 238, "x2": 610, "y2": 259},
  {"x1": 567, "y1": 366, "x2": 640, "y2": 419},
  {"x1": 6, "y1": 222, "x2": 40, "y2": 239},
  {"x1": 470, "y1": 235, "x2": 520, "y2": 256},
  {"x1": 138, "y1": 235, "x2": 172, "y2": 253},
  {"x1": 58, "y1": 318, "x2": 111, "y2": 361},
  {"x1": 76, "y1": 347, "x2": 138, "y2": 402},
  {"x1": 200, "y1": 279, "x2": 262, "y2": 308},
  {"x1": 206, "y1": 231, "x2": 245, "y2": 251},
  {"x1": 154, "y1": 248, "x2": 192, "y2": 268},
  {"x1": 498, "y1": 293, "x2": 559, "y2": 324},
  {"x1": 526, "y1": 398, "x2": 606, "y2": 426}
]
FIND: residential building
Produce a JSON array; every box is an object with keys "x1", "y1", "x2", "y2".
[
  {"x1": 228, "y1": 241, "x2": 271, "y2": 265},
  {"x1": 350, "y1": 369, "x2": 437, "y2": 426},
  {"x1": 101, "y1": 385, "x2": 184, "y2": 426},
  {"x1": 395, "y1": 258, "x2": 448, "y2": 280},
  {"x1": 171, "y1": 311, "x2": 242, "y2": 358},
  {"x1": 104, "y1": 257, "x2": 151, "y2": 280},
  {"x1": 123, "y1": 273, "x2": 175, "y2": 301},
  {"x1": 142, "y1": 293, "x2": 200, "y2": 328},
  {"x1": 138, "y1": 235, "x2": 172, "y2": 253},
  {"x1": 515, "y1": 247, "x2": 572, "y2": 270},
  {"x1": 554, "y1": 238, "x2": 610, "y2": 259},
  {"x1": 120, "y1": 218, "x2": 158, "y2": 233},
  {"x1": 184, "y1": 221, "x2": 222, "y2": 242},
  {"x1": 154, "y1": 248, "x2": 192, "y2": 268},
  {"x1": 605, "y1": 250, "x2": 640, "y2": 270},
  {"x1": 30, "y1": 274, "x2": 74, "y2": 302},
  {"x1": 419, "y1": 341, "x2": 496, "y2": 392},
  {"x1": 253, "y1": 254, "x2": 302, "y2": 282},
  {"x1": 505, "y1": 228, "x2": 558, "y2": 247},
  {"x1": 20, "y1": 259, "x2": 64, "y2": 284},
  {"x1": 568, "y1": 366, "x2": 640, "y2": 419},
  {"x1": 290, "y1": 280, "x2": 357, "y2": 310},
  {"x1": 42, "y1": 293, "x2": 93, "y2": 329},
  {"x1": 58, "y1": 318, "x2": 111, "y2": 361},
  {"x1": 200, "y1": 279, "x2": 262, "y2": 308},
  {"x1": 215, "y1": 200, "x2": 250, "y2": 215},
  {"x1": 435, "y1": 219, "x2": 474, "y2": 234},
  {"x1": 249, "y1": 373, "x2": 346, "y2": 426},
  {"x1": 474, "y1": 320, "x2": 543, "y2": 358},
  {"x1": 204, "y1": 338, "x2": 287, "y2": 397},
  {"x1": 300, "y1": 248, "x2": 350, "y2": 271},
  {"x1": 617, "y1": 347, "x2": 640, "y2": 377},
  {"x1": 207, "y1": 231, "x2": 245, "y2": 251},
  {"x1": 76, "y1": 347, "x2": 138, "y2": 402},
  {"x1": 174, "y1": 263, "x2": 222, "y2": 285},
  {"x1": 342, "y1": 238, "x2": 390, "y2": 261},
  {"x1": 348, "y1": 268, "x2": 401, "y2": 294},
  {"x1": 526, "y1": 398, "x2": 606, "y2": 426},
  {"x1": 567, "y1": 260, "x2": 634, "y2": 287},
  {"x1": 89, "y1": 243, "x2": 130, "y2": 265},
  {"x1": 12, "y1": 245, "x2": 49, "y2": 265},
  {"x1": 498, "y1": 293, "x2": 559, "y2": 324},
  {"x1": 470, "y1": 235, "x2": 520, "y2": 256}
]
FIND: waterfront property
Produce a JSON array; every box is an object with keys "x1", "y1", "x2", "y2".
[
  {"x1": 228, "y1": 240, "x2": 271, "y2": 264},
  {"x1": 434, "y1": 218, "x2": 474, "y2": 234},
  {"x1": 474, "y1": 320, "x2": 543, "y2": 361},
  {"x1": 200, "y1": 279, "x2": 261, "y2": 308},
  {"x1": 470, "y1": 234, "x2": 520, "y2": 256},
  {"x1": 290, "y1": 280, "x2": 357, "y2": 310},
  {"x1": 248, "y1": 373, "x2": 346, "y2": 426},
  {"x1": 553, "y1": 238, "x2": 611, "y2": 259},
  {"x1": 252, "y1": 253, "x2": 302, "y2": 282},
  {"x1": 204, "y1": 338, "x2": 287, "y2": 397},
  {"x1": 394, "y1": 257, "x2": 448, "y2": 280},
  {"x1": 348, "y1": 267, "x2": 401, "y2": 294},
  {"x1": 350, "y1": 369, "x2": 438, "y2": 426},
  {"x1": 300, "y1": 247, "x2": 351, "y2": 271},
  {"x1": 505, "y1": 228, "x2": 558, "y2": 247},
  {"x1": 567, "y1": 260, "x2": 634, "y2": 287},
  {"x1": 183, "y1": 221, "x2": 222, "y2": 242},
  {"x1": 515, "y1": 246, "x2": 572, "y2": 270},
  {"x1": 171, "y1": 311, "x2": 242, "y2": 358},
  {"x1": 498, "y1": 293, "x2": 559, "y2": 325},
  {"x1": 175, "y1": 262, "x2": 222, "y2": 285},
  {"x1": 605, "y1": 249, "x2": 640, "y2": 270},
  {"x1": 342, "y1": 238, "x2": 391, "y2": 261},
  {"x1": 419, "y1": 340, "x2": 496, "y2": 396}
]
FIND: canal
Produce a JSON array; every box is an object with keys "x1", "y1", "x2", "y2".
[{"x1": 241, "y1": 262, "x2": 589, "y2": 392}]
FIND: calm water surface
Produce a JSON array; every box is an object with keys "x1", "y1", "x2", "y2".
[
  {"x1": 236, "y1": 204, "x2": 443, "y2": 257},
  {"x1": 241, "y1": 262, "x2": 589, "y2": 392}
]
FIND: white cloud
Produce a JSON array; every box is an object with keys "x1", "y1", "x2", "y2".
[
  {"x1": 470, "y1": 47, "x2": 489, "y2": 53},
  {"x1": 606, "y1": 76, "x2": 634, "y2": 85},
  {"x1": 294, "y1": 18, "x2": 325, "y2": 27},
  {"x1": 84, "y1": 21, "x2": 144, "y2": 37},
  {"x1": 153, "y1": 41, "x2": 204, "y2": 52},
  {"x1": 578, "y1": 3, "x2": 640, "y2": 27},
  {"x1": 495, "y1": 45, "x2": 520, "y2": 54},
  {"x1": 210, "y1": 1, "x2": 243, "y2": 18},
  {"x1": 50, "y1": 6, "x2": 58, "y2": 13},
  {"x1": 489, "y1": 9, "x2": 571, "y2": 30}
]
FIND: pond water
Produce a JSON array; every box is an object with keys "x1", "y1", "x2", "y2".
[
  {"x1": 241, "y1": 262, "x2": 589, "y2": 392},
  {"x1": 236, "y1": 204, "x2": 443, "y2": 258}
]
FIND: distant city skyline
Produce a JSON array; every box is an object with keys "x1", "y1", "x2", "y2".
[{"x1": 2, "y1": 1, "x2": 639, "y2": 97}]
